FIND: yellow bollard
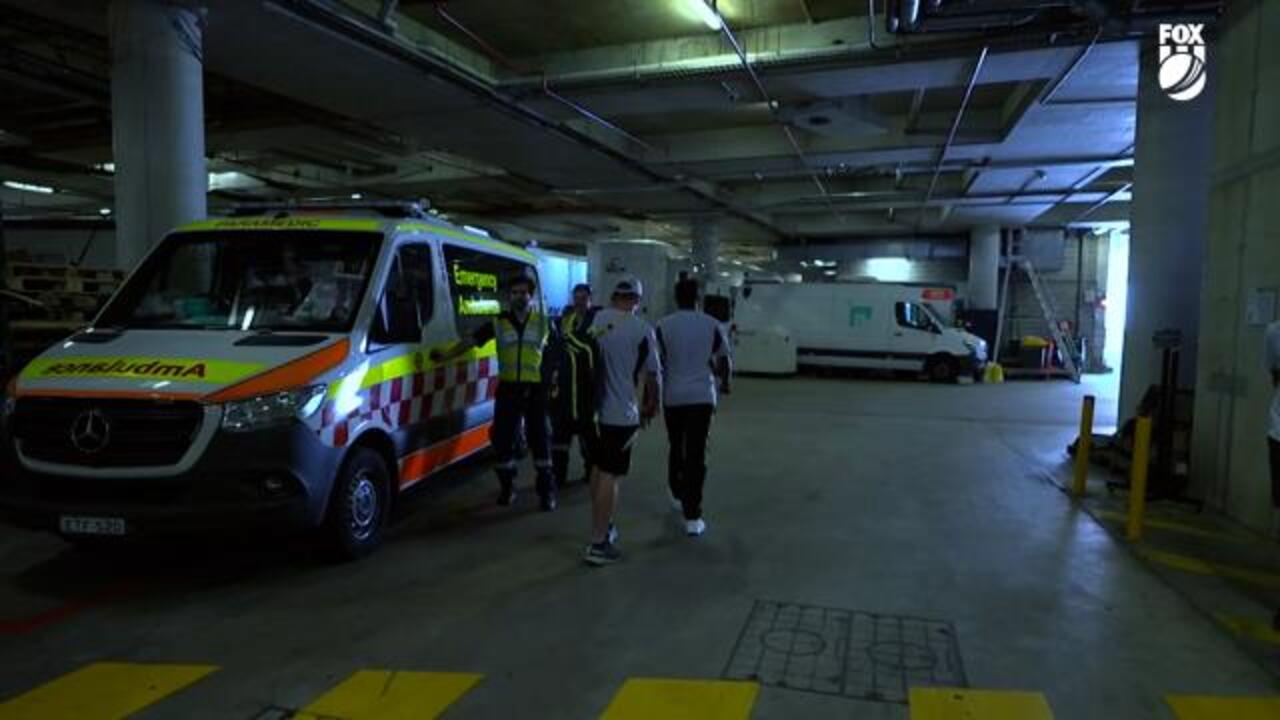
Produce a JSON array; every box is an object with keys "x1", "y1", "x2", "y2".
[
  {"x1": 1072, "y1": 394, "x2": 1096, "y2": 498},
  {"x1": 1126, "y1": 415, "x2": 1154, "y2": 542}
]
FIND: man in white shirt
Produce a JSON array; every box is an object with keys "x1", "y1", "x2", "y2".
[
  {"x1": 656, "y1": 279, "x2": 732, "y2": 536},
  {"x1": 583, "y1": 277, "x2": 661, "y2": 566}
]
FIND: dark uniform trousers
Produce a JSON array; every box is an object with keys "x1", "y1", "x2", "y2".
[
  {"x1": 551, "y1": 401, "x2": 592, "y2": 484},
  {"x1": 664, "y1": 404, "x2": 714, "y2": 520},
  {"x1": 491, "y1": 381, "x2": 554, "y2": 497}
]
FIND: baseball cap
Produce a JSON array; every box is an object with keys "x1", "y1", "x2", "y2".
[{"x1": 612, "y1": 276, "x2": 644, "y2": 297}]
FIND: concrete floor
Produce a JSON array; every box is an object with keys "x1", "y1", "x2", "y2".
[{"x1": 1, "y1": 373, "x2": 1277, "y2": 719}]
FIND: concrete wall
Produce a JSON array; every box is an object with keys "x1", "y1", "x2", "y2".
[
  {"x1": 1190, "y1": 0, "x2": 1280, "y2": 531},
  {"x1": 1119, "y1": 36, "x2": 1215, "y2": 422}
]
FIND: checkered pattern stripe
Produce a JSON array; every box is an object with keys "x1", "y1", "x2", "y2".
[{"x1": 318, "y1": 355, "x2": 498, "y2": 447}]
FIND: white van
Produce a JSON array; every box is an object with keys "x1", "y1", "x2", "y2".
[
  {"x1": 734, "y1": 281, "x2": 987, "y2": 382},
  {"x1": 0, "y1": 203, "x2": 540, "y2": 558}
]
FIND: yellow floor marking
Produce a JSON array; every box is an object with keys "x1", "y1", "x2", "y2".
[
  {"x1": 1213, "y1": 613, "x2": 1280, "y2": 646},
  {"x1": 600, "y1": 678, "x2": 759, "y2": 720},
  {"x1": 0, "y1": 662, "x2": 217, "y2": 720},
  {"x1": 1135, "y1": 548, "x2": 1280, "y2": 588},
  {"x1": 295, "y1": 670, "x2": 482, "y2": 720},
  {"x1": 1095, "y1": 510, "x2": 1241, "y2": 542},
  {"x1": 908, "y1": 687, "x2": 1055, "y2": 720},
  {"x1": 1167, "y1": 695, "x2": 1280, "y2": 719}
]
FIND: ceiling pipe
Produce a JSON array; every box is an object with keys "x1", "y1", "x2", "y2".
[
  {"x1": 268, "y1": 0, "x2": 790, "y2": 240},
  {"x1": 918, "y1": 46, "x2": 987, "y2": 228},
  {"x1": 1073, "y1": 181, "x2": 1131, "y2": 222},
  {"x1": 767, "y1": 186, "x2": 1128, "y2": 209},
  {"x1": 1040, "y1": 26, "x2": 1102, "y2": 104},
  {"x1": 1005, "y1": 169, "x2": 1047, "y2": 204},
  {"x1": 712, "y1": 3, "x2": 839, "y2": 222},
  {"x1": 435, "y1": 3, "x2": 654, "y2": 153}
]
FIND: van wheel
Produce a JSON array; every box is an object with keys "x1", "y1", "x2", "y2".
[
  {"x1": 926, "y1": 356, "x2": 958, "y2": 383},
  {"x1": 324, "y1": 447, "x2": 390, "y2": 561}
]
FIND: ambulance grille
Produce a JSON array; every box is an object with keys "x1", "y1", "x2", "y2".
[{"x1": 13, "y1": 398, "x2": 203, "y2": 468}]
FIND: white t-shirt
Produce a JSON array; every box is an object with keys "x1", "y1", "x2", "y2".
[
  {"x1": 591, "y1": 308, "x2": 661, "y2": 427},
  {"x1": 1265, "y1": 322, "x2": 1280, "y2": 440},
  {"x1": 657, "y1": 310, "x2": 731, "y2": 408}
]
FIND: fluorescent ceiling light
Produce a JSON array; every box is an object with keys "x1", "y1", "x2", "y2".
[
  {"x1": 98, "y1": 207, "x2": 112, "y2": 216},
  {"x1": 94, "y1": 162, "x2": 115, "y2": 173},
  {"x1": 823, "y1": 269, "x2": 838, "y2": 277},
  {"x1": 207, "y1": 171, "x2": 260, "y2": 191},
  {"x1": 3, "y1": 180, "x2": 54, "y2": 194},
  {"x1": 350, "y1": 192, "x2": 363, "y2": 200},
  {"x1": 686, "y1": 0, "x2": 723, "y2": 30},
  {"x1": 865, "y1": 257, "x2": 912, "y2": 282}
]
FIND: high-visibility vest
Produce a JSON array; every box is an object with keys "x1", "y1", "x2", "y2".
[{"x1": 494, "y1": 311, "x2": 549, "y2": 384}]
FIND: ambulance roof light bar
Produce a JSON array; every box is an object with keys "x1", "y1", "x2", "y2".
[{"x1": 229, "y1": 198, "x2": 432, "y2": 219}]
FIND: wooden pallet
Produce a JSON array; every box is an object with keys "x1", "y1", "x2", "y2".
[{"x1": 5, "y1": 262, "x2": 124, "y2": 297}]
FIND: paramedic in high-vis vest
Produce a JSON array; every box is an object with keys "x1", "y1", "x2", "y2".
[
  {"x1": 550, "y1": 283, "x2": 599, "y2": 487},
  {"x1": 433, "y1": 269, "x2": 557, "y2": 511}
]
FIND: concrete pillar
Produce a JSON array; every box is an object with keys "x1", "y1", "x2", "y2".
[
  {"x1": 1117, "y1": 35, "x2": 1215, "y2": 423},
  {"x1": 109, "y1": 0, "x2": 207, "y2": 271},
  {"x1": 691, "y1": 218, "x2": 720, "y2": 283},
  {"x1": 967, "y1": 225, "x2": 1001, "y2": 310},
  {"x1": 1190, "y1": 0, "x2": 1280, "y2": 530}
]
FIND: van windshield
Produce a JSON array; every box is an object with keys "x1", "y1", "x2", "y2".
[{"x1": 97, "y1": 230, "x2": 382, "y2": 332}]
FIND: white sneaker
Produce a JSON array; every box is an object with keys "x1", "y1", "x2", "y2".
[{"x1": 685, "y1": 518, "x2": 707, "y2": 536}]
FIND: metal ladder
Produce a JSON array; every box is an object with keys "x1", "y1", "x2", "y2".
[{"x1": 1015, "y1": 257, "x2": 1082, "y2": 382}]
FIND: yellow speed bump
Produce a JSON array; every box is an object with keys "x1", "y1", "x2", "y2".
[
  {"x1": 909, "y1": 687, "x2": 1055, "y2": 720},
  {"x1": 0, "y1": 662, "x2": 217, "y2": 720},
  {"x1": 601, "y1": 678, "x2": 759, "y2": 720},
  {"x1": 1167, "y1": 695, "x2": 1280, "y2": 719},
  {"x1": 295, "y1": 670, "x2": 482, "y2": 720}
]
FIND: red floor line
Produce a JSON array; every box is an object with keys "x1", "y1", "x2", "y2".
[{"x1": 0, "y1": 581, "x2": 138, "y2": 635}]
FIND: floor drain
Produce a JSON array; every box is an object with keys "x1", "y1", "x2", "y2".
[{"x1": 723, "y1": 599, "x2": 967, "y2": 704}]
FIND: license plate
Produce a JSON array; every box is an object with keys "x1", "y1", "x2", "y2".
[{"x1": 59, "y1": 516, "x2": 127, "y2": 536}]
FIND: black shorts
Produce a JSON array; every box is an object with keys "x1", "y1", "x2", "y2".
[{"x1": 590, "y1": 424, "x2": 639, "y2": 476}]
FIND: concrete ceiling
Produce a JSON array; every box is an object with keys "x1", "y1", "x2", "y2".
[{"x1": 0, "y1": 0, "x2": 1148, "y2": 258}]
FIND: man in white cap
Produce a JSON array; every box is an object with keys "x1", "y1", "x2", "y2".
[{"x1": 583, "y1": 276, "x2": 661, "y2": 566}]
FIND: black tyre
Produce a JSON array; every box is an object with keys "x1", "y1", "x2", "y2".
[
  {"x1": 324, "y1": 447, "x2": 390, "y2": 561},
  {"x1": 926, "y1": 355, "x2": 958, "y2": 383}
]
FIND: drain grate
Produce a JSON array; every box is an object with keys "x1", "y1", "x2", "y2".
[{"x1": 723, "y1": 600, "x2": 967, "y2": 704}]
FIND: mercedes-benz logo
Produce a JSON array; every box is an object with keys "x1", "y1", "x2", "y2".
[{"x1": 69, "y1": 409, "x2": 111, "y2": 454}]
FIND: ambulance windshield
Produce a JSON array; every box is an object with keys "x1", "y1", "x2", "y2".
[{"x1": 97, "y1": 230, "x2": 381, "y2": 332}]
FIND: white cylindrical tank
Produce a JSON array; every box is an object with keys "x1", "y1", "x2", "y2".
[{"x1": 589, "y1": 240, "x2": 683, "y2": 321}]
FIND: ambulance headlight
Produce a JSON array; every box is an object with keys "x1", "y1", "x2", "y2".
[{"x1": 221, "y1": 384, "x2": 327, "y2": 433}]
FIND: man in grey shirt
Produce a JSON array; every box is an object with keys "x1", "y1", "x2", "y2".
[
  {"x1": 583, "y1": 277, "x2": 661, "y2": 566},
  {"x1": 657, "y1": 279, "x2": 732, "y2": 537}
]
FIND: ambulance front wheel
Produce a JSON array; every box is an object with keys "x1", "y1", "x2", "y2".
[{"x1": 323, "y1": 447, "x2": 390, "y2": 561}]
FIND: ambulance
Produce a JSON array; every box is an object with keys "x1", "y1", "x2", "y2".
[{"x1": 0, "y1": 202, "x2": 539, "y2": 559}]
